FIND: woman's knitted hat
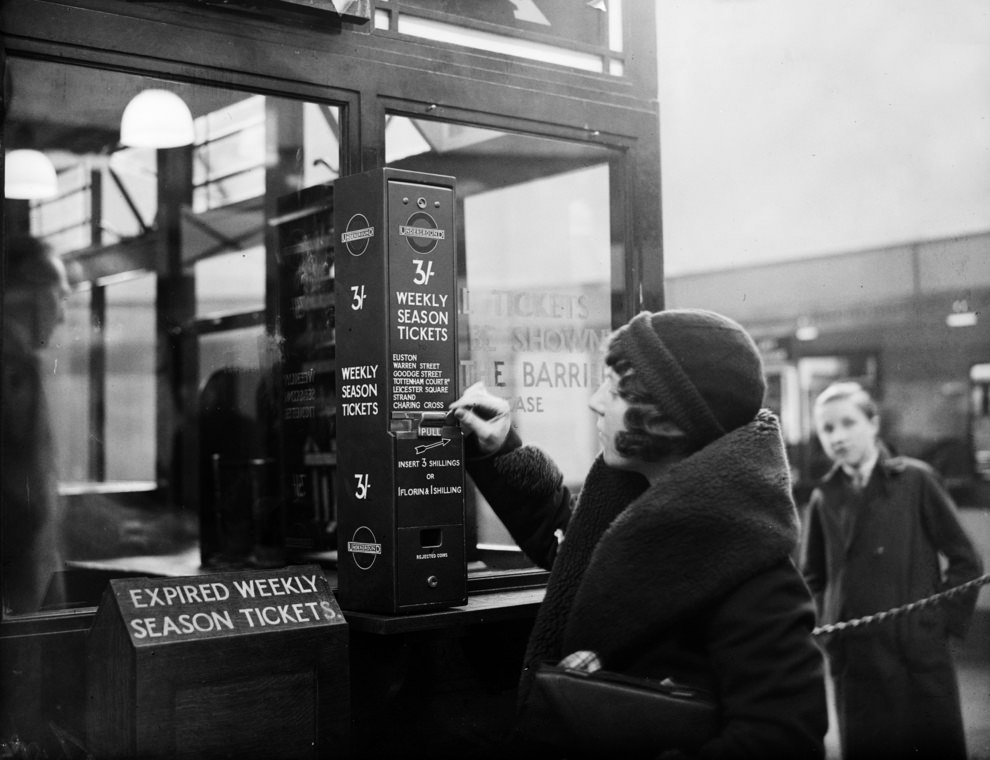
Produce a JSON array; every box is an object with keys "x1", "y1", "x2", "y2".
[{"x1": 610, "y1": 309, "x2": 766, "y2": 447}]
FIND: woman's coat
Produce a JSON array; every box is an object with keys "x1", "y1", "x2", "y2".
[{"x1": 468, "y1": 411, "x2": 827, "y2": 759}]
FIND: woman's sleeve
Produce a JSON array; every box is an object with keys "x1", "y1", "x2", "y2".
[
  {"x1": 465, "y1": 428, "x2": 572, "y2": 570},
  {"x1": 699, "y1": 561, "x2": 828, "y2": 760}
]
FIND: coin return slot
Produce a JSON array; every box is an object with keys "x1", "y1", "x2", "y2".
[{"x1": 420, "y1": 528, "x2": 443, "y2": 548}]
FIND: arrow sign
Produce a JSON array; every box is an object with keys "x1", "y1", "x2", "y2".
[{"x1": 414, "y1": 438, "x2": 451, "y2": 455}]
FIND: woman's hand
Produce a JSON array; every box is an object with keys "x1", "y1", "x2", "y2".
[{"x1": 449, "y1": 382, "x2": 511, "y2": 455}]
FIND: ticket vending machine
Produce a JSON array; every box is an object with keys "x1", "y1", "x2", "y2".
[{"x1": 334, "y1": 168, "x2": 466, "y2": 614}]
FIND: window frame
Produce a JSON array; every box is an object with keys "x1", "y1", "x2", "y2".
[{"x1": 1, "y1": 0, "x2": 662, "y2": 628}]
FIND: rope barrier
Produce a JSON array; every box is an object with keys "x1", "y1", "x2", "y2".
[{"x1": 812, "y1": 573, "x2": 990, "y2": 638}]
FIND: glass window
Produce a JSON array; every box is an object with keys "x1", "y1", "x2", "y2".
[
  {"x1": 195, "y1": 248, "x2": 266, "y2": 318},
  {"x1": 386, "y1": 115, "x2": 623, "y2": 570},
  {"x1": 2, "y1": 56, "x2": 341, "y2": 616},
  {"x1": 970, "y1": 363, "x2": 990, "y2": 481},
  {"x1": 376, "y1": 0, "x2": 624, "y2": 75},
  {"x1": 103, "y1": 274, "x2": 157, "y2": 483}
]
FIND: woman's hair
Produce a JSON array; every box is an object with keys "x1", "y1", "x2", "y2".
[
  {"x1": 604, "y1": 341, "x2": 695, "y2": 461},
  {"x1": 814, "y1": 381, "x2": 879, "y2": 421}
]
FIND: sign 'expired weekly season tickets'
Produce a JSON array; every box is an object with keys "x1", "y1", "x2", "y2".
[{"x1": 106, "y1": 565, "x2": 343, "y2": 646}]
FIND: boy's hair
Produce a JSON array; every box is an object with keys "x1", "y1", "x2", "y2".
[{"x1": 814, "y1": 381, "x2": 879, "y2": 421}]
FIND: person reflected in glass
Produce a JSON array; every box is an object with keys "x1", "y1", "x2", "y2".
[
  {"x1": 451, "y1": 309, "x2": 827, "y2": 759},
  {"x1": 800, "y1": 381, "x2": 983, "y2": 760},
  {"x1": 2, "y1": 235, "x2": 70, "y2": 614}
]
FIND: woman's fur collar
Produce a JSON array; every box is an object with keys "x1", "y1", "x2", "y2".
[{"x1": 524, "y1": 410, "x2": 799, "y2": 672}]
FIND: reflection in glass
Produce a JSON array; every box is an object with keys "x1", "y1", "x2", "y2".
[
  {"x1": 1, "y1": 235, "x2": 70, "y2": 613},
  {"x1": 386, "y1": 115, "x2": 622, "y2": 568},
  {"x1": 2, "y1": 57, "x2": 341, "y2": 616},
  {"x1": 195, "y1": 249, "x2": 266, "y2": 317},
  {"x1": 103, "y1": 275, "x2": 157, "y2": 483}
]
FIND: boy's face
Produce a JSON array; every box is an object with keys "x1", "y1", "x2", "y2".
[{"x1": 814, "y1": 397, "x2": 879, "y2": 469}]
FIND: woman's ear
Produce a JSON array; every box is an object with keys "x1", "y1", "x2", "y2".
[{"x1": 651, "y1": 417, "x2": 688, "y2": 440}]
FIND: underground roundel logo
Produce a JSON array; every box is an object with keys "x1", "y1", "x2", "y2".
[
  {"x1": 341, "y1": 213, "x2": 374, "y2": 257},
  {"x1": 399, "y1": 211, "x2": 445, "y2": 254},
  {"x1": 347, "y1": 526, "x2": 382, "y2": 570}
]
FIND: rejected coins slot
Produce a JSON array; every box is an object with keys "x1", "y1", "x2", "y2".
[{"x1": 420, "y1": 528, "x2": 443, "y2": 548}]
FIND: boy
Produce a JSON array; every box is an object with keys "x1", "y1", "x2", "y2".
[{"x1": 801, "y1": 381, "x2": 983, "y2": 760}]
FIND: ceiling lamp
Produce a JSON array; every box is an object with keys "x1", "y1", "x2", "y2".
[
  {"x1": 4, "y1": 149, "x2": 59, "y2": 200},
  {"x1": 120, "y1": 89, "x2": 195, "y2": 149},
  {"x1": 795, "y1": 317, "x2": 819, "y2": 342}
]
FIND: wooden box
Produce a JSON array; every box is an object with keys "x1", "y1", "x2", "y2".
[{"x1": 86, "y1": 565, "x2": 349, "y2": 759}]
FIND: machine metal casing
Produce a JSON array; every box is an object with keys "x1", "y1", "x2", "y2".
[{"x1": 334, "y1": 168, "x2": 466, "y2": 614}]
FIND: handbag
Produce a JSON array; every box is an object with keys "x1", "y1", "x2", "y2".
[{"x1": 518, "y1": 663, "x2": 718, "y2": 756}]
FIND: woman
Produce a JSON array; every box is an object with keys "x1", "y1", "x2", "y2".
[
  {"x1": 801, "y1": 381, "x2": 983, "y2": 760},
  {"x1": 452, "y1": 309, "x2": 827, "y2": 759}
]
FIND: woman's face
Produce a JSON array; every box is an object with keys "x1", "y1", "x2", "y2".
[
  {"x1": 814, "y1": 397, "x2": 879, "y2": 469},
  {"x1": 588, "y1": 367, "x2": 637, "y2": 470}
]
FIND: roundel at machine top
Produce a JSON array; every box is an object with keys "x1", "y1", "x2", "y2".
[{"x1": 399, "y1": 210, "x2": 444, "y2": 254}]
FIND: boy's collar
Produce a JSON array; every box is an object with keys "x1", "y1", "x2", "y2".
[{"x1": 840, "y1": 448, "x2": 879, "y2": 483}]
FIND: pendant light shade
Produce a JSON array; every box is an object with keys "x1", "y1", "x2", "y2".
[
  {"x1": 120, "y1": 89, "x2": 195, "y2": 149},
  {"x1": 4, "y1": 149, "x2": 59, "y2": 200}
]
